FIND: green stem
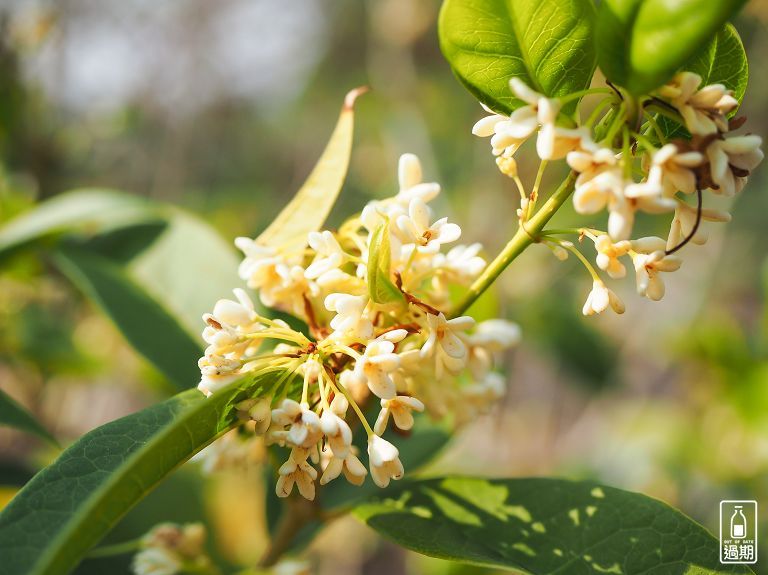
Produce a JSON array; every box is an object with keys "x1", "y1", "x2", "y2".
[
  {"x1": 645, "y1": 101, "x2": 684, "y2": 125},
  {"x1": 452, "y1": 171, "x2": 577, "y2": 316},
  {"x1": 86, "y1": 539, "x2": 142, "y2": 558}
]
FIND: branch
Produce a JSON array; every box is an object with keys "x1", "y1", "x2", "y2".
[{"x1": 452, "y1": 171, "x2": 577, "y2": 316}]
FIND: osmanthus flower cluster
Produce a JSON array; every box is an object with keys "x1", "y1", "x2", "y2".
[
  {"x1": 132, "y1": 523, "x2": 213, "y2": 575},
  {"x1": 196, "y1": 154, "x2": 520, "y2": 500},
  {"x1": 473, "y1": 72, "x2": 763, "y2": 315}
]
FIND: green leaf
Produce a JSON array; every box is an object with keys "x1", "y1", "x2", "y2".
[
  {"x1": 0, "y1": 373, "x2": 284, "y2": 575},
  {"x1": 127, "y1": 209, "x2": 243, "y2": 337},
  {"x1": 596, "y1": 0, "x2": 748, "y2": 95},
  {"x1": 438, "y1": 0, "x2": 597, "y2": 115},
  {"x1": 367, "y1": 219, "x2": 405, "y2": 305},
  {"x1": 0, "y1": 387, "x2": 58, "y2": 446},
  {"x1": 355, "y1": 477, "x2": 753, "y2": 574},
  {"x1": 656, "y1": 24, "x2": 748, "y2": 140},
  {"x1": 52, "y1": 245, "x2": 202, "y2": 390},
  {"x1": 687, "y1": 24, "x2": 748, "y2": 104},
  {"x1": 0, "y1": 190, "x2": 242, "y2": 390},
  {"x1": 256, "y1": 88, "x2": 366, "y2": 254},
  {"x1": 0, "y1": 189, "x2": 159, "y2": 259}
]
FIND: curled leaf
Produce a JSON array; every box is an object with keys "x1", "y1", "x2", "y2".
[
  {"x1": 367, "y1": 219, "x2": 405, "y2": 305},
  {"x1": 257, "y1": 87, "x2": 368, "y2": 254}
]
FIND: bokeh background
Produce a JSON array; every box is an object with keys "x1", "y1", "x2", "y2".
[{"x1": 1, "y1": 1, "x2": 767, "y2": 573}]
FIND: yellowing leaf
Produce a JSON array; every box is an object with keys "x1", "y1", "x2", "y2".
[{"x1": 257, "y1": 88, "x2": 367, "y2": 254}]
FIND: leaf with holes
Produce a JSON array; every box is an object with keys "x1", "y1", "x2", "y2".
[
  {"x1": 438, "y1": 0, "x2": 597, "y2": 114},
  {"x1": 355, "y1": 476, "x2": 753, "y2": 574}
]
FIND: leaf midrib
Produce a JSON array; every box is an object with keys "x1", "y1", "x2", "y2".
[
  {"x1": 503, "y1": 0, "x2": 545, "y2": 94},
  {"x1": 30, "y1": 389, "x2": 232, "y2": 575}
]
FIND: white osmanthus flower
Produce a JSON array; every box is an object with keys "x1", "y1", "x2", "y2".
[
  {"x1": 468, "y1": 319, "x2": 522, "y2": 352},
  {"x1": 706, "y1": 134, "x2": 764, "y2": 196},
  {"x1": 320, "y1": 395, "x2": 353, "y2": 458},
  {"x1": 234, "y1": 238, "x2": 312, "y2": 317},
  {"x1": 570, "y1": 169, "x2": 631, "y2": 239},
  {"x1": 193, "y1": 426, "x2": 264, "y2": 474},
  {"x1": 270, "y1": 398, "x2": 323, "y2": 448},
  {"x1": 431, "y1": 243, "x2": 486, "y2": 283},
  {"x1": 646, "y1": 144, "x2": 703, "y2": 196},
  {"x1": 629, "y1": 237, "x2": 683, "y2": 301},
  {"x1": 324, "y1": 293, "x2": 373, "y2": 340},
  {"x1": 197, "y1": 288, "x2": 268, "y2": 396},
  {"x1": 395, "y1": 153, "x2": 441, "y2": 205},
  {"x1": 658, "y1": 72, "x2": 738, "y2": 135},
  {"x1": 395, "y1": 197, "x2": 462, "y2": 254},
  {"x1": 273, "y1": 559, "x2": 313, "y2": 575},
  {"x1": 350, "y1": 329, "x2": 408, "y2": 399},
  {"x1": 374, "y1": 395, "x2": 425, "y2": 434},
  {"x1": 367, "y1": 434, "x2": 404, "y2": 488},
  {"x1": 568, "y1": 147, "x2": 619, "y2": 185},
  {"x1": 421, "y1": 313, "x2": 475, "y2": 377},
  {"x1": 582, "y1": 280, "x2": 625, "y2": 316},
  {"x1": 473, "y1": 78, "x2": 586, "y2": 163},
  {"x1": 537, "y1": 124, "x2": 589, "y2": 161},
  {"x1": 276, "y1": 452, "x2": 318, "y2": 500},
  {"x1": 459, "y1": 371, "x2": 507, "y2": 421},
  {"x1": 666, "y1": 200, "x2": 731, "y2": 250},
  {"x1": 305, "y1": 230, "x2": 347, "y2": 279},
  {"x1": 569, "y1": 147, "x2": 678, "y2": 241},
  {"x1": 133, "y1": 547, "x2": 182, "y2": 575},
  {"x1": 320, "y1": 444, "x2": 368, "y2": 486},
  {"x1": 132, "y1": 523, "x2": 209, "y2": 575},
  {"x1": 593, "y1": 234, "x2": 632, "y2": 279}
]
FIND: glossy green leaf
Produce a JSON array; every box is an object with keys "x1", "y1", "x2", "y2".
[
  {"x1": 687, "y1": 24, "x2": 748, "y2": 104},
  {"x1": 438, "y1": 0, "x2": 597, "y2": 115},
  {"x1": 256, "y1": 88, "x2": 366, "y2": 254},
  {"x1": 0, "y1": 372, "x2": 284, "y2": 575},
  {"x1": 52, "y1": 245, "x2": 201, "y2": 390},
  {"x1": 596, "y1": 0, "x2": 747, "y2": 95},
  {"x1": 355, "y1": 477, "x2": 753, "y2": 574},
  {"x1": 367, "y1": 219, "x2": 405, "y2": 305},
  {"x1": 0, "y1": 387, "x2": 58, "y2": 446},
  {"x1": 0, "y1": 189, "x2": 159, "y2": 259}
]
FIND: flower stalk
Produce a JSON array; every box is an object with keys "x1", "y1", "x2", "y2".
[{"x1": 452, "y1": 171, "x2": 576, "y2": 316}]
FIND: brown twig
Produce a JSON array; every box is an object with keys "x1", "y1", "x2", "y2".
[
  {"x1": 258, "y1": 497, "x2": 318, "y2": 568},
  {"x1": 665, "y1": 187, "x2": 702, "y2": 255},
  {"x1": 394, "y1": 272, "x2": 442, "y2": 316}
]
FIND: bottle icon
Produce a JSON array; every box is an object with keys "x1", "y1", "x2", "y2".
[{"x1": 731, "y1": 505, "x2": 748, "y2": 539}]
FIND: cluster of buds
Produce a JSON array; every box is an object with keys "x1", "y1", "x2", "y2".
[
  {"x1": 473, "y1": 72, "x2": 762, "y2": 315},
  {"x1": 132, "y1": 523, "x2": 212, "y2": 575},
  {"x1": 196, "y1": 154, "x2": 520, "y2": 499}
]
